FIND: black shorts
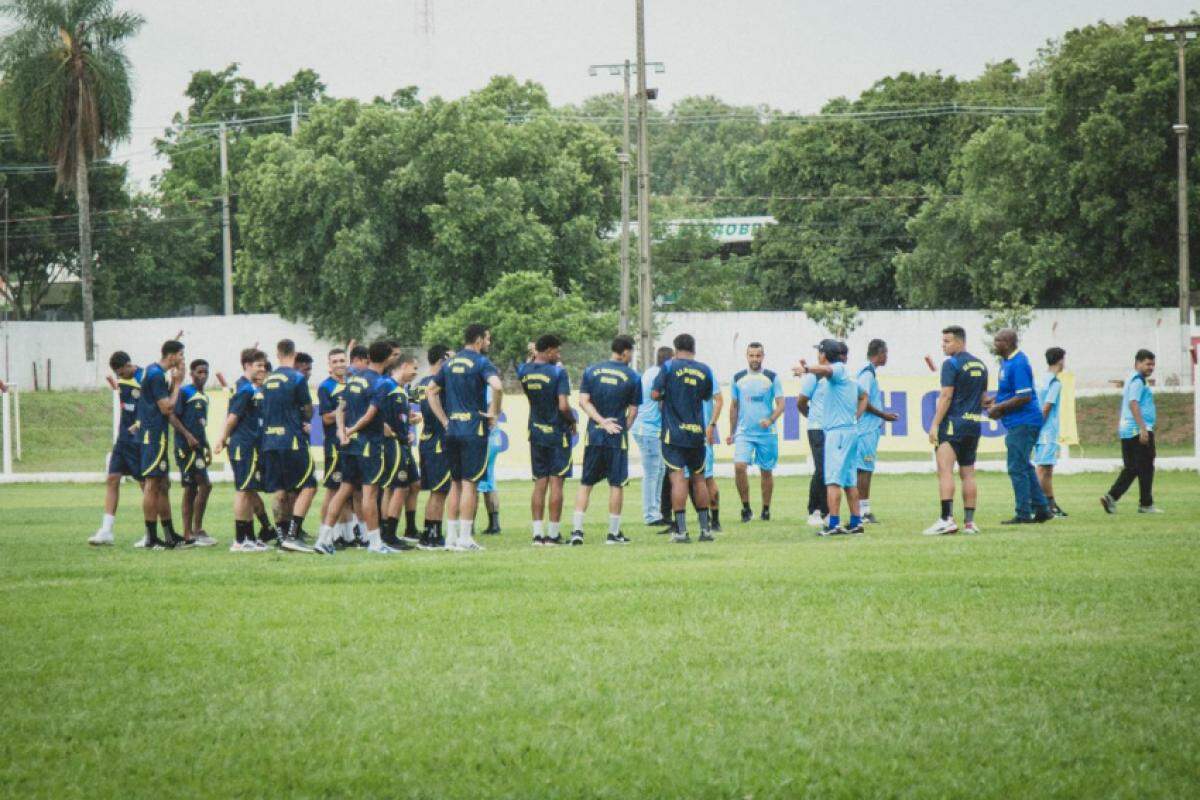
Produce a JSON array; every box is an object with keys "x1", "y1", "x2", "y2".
[
  {"x1": 662, "y1": 442, "x2": 706, "y2": 474},
  {"x1": 531, "y1": 441, "x2": 572, "y2": 479},
  {"x1": 108, "y1": 440, "x2": 142, "y2": 477},
  {"x1": 230, "y1": 443, "x2": 263, "y2": 492},
  {"x1": 386, "y1": 439, "x2": 421, "y2": 488},
  {"x1": 138, "y1": 430, "x2": 170, "y2": 479},
  {"x1": 174, "y1": 443, "x2": 211, "y2": 487},
  {"x1": 445, "y1": 435, "x2": 489, "y2": 483},
  {"x1": 262, "y1": 448, "x2": 317, "y2": 493},
  {"x1": 322, "y1": 442, "x2": 344, "y2": 490},
  {"x1": 581, "y1": 445, "x2": 628, "y2": 487},
  {"x1": 342, "y1": 440, "x2": 388, "y2": 487},
  {"x1": 420, "y1": 438, "x2": 451, "y2": 494},
  {"x1": 938, "y1": 433, "x2": 980, "y2": 467}
]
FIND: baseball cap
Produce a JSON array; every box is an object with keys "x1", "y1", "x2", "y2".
[{"x1": 815, "y1": 339, "x2": 848, "y2": 361}]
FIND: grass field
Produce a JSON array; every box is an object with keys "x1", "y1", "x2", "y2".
[{"x1": 2, "y1": 472, "x2": 1198, "y2": 797}]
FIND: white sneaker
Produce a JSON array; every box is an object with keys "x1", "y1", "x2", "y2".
[
  {"x1": 962, "y1": 522, "x2": 981, "y2": 535},
  {"x1": 922, "y1": 518, "x2": 958, "y2": 536},
  {"x1": 251, "y1": 540, "x2": 269, "y2": 552},
  {"x1": 132, "y1": 535, "x2": 148, "y2": 549},
  {"x1": 806, "y1": 511, "x2": 826, "y2": 528},
  {"x1": 193, "y1": 533, "x2": 217, "y2": 547},
  {"x1": 367, "y1": 543, "x2": 395, "y2": 554},
  {"x1": 88, "y1": 529, "x2": 114, "y2": 546},
  {"x1": 1137, "y1": 505, "x2": 1164, "y2": 514},
  {"x1": 230, "y1": 541, "x2": 250, "y2": 552},
  {"x1": 457, "y1": 537, "x2": 485, "y2": 552}
]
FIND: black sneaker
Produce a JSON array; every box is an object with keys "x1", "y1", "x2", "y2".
[
  {"x1": 740, "y1": 508, "x2": 753, "y2": 523},
  {"x1": 544, "y1": 534, "x2": 563, "y2": 546},
  {"x1": 615, "y1": 532, "x2": 631, "y2": 544},
  {"x1": 605, "y1": 533, "x2": 620, "y2": 545},
  {"x1": 1100, "y1": 494, "x2": 1117, "y2": 514},
  {"x1": 1000, "y1": 516, "x2": 1036, "y2": 525},
  {"x1": 1053, "y1": 505, "x2": 1069, "y2": 518},
  {"x1": 532, "y1": 535, "x2": 545, "y2": 547},
  {"x1": 1033, "y1": 509, "x2": 1054, "y2": 523},
  {"x1": 698, "y1": 531, "x2": 714, "y2": 542},
  {"x1": 381, "y1": 532, "x2": 406, "y2": 549},
  {"x1": 432, "y1": 534, "x2": 446, "y2": 549},
  {"x1": 651, "y1": 517, "x2": 674, "y2": 527},
  {"x1": 258, "y1": 526, "x2": 277, "y2": 543},
  {"x1": 164, "y1": 532, "x2": 186, "y2": 549},
  {"x1": 294, "y1": 529, "x2": 311, "y2": 544},
  {"x1": 143, "y1": 536, "x2": 167, "y2": 550},
  {"x1": 569, "y1": 531, "x2": 584, "y2": 546},
  {"x1": 862, "y1": 513, "x2": 879, "y2": 524},
  {"x1": 845, "y1": 524, "x2": 865, "y2": 535},
  {"x1": 759, "y1": 509, "x2": 771, "y2": 522},
  {"x1": 710, "y1": 520, "x2": 723, "y2": 533},
  {"x1": 657, "y1": 523, "x2": 674, "y2": 535}
]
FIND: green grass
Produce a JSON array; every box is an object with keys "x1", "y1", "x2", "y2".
[{"x1": 2, "y1": 473, "x2": 1198, "y2": 798}]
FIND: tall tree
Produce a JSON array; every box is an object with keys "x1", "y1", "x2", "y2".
[{"x1": 0, "y1": 0, "x2": 143, "y2": 359}]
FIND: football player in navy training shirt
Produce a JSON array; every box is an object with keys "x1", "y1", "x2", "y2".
[
  {"x1": 316, "y1": 347, "x2": 355, "y2": 546},
  {"x1": 136, "y1": 339, "x2": 192, "y2": 549},
  {"x1": 175, "y1": 359, "x2": 215, "y2": 546},
  {"x1": 425, "y1": 323, "x2": 503, "y2": 552},
  {"x1": 924, "y1": 325, "x2": 988, "y2": 536},
  {"x1": 381, "y1": 353, "x2": 421, "y2": 549},
  {"x1": 88, "y1": 351, "x2": 145, "y2": 546},
  {"x1": 518, "y1": 334, "x2": 575, "y2": 546},
  {"x1": 259, "y1": 339, "x2": 318, "y2": 553},
  {"x1": 214, "y1": 349, "x2": 271, "y2": 551},
  {"x1": 651, "y1": 333, "x2": 716, "y2": 543},
  {"x1": 413, "y1": 344, "x2": 453, "y2": 549}
]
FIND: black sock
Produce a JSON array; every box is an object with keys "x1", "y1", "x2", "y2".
[
  {"x1": 674, "y1": 510, "x2": 687, "y2": 534},
  {"x1": 144, "y1": 520, "x2": 158, "y2": 542},
  {"x1": 432, "y1": 520, "x2": 442, "y2": 537},
  {"x1": 940, "y1": 499, "x2": 952, "y2": 520},
  {"x1": 488, "y1": 510, "x2": 500, "y2": 530},
  {"x1": 256, "y1": 511, "x2": 272, "y2": 531},
  {"x1": 288, "y1": 516, "x2": 304, "y2": 538},
  {"x1": 235, "y1": 520, "x2": 251, "y2": 543},
  {"x1": 698, "y1": 508, "x2": 711, "y2": 532},
  {"x1": 964, "y1": 507, "x2": 976, "y2": 524},
  {"x1": 383, "y1": 517, "x2": 398, "y2": 539},
  {"x1": 762, "y1": 505, "x2": 770, "y2": 514},
  {"x1": 710, "y1": 508, "x2": 720, "y2": 527},
  {"x1": 405, "y1": 510, "x2": 417, "y2": 535},
  {"x1": 162, "y1": 519, "x2": 179, "y2": 540},
  {"x1": 742, "y1": 502, "x2": 751, "y2": 512}
]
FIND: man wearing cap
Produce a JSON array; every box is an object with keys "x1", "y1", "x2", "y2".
[{"x1": 797, "y1": 350, "x2": 829, "y2": 529}]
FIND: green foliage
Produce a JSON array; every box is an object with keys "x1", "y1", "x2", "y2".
[
  {"x1": 420, "y1": 271, "x2": 616, "y2": 377},
  {"x1": 803, "y1": 299, "x2": 861, "y2": 340},
  {"x1": 651, "y1": 226, "x2": 767, "y2": 311}
]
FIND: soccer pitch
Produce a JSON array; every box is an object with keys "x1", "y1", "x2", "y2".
[{"x1": 2, "y1": 472, "x2": 1198, "y2": 797}]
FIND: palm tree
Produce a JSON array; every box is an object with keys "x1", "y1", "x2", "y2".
[{"x1": 0, "y1": 0, "x2": 143, "y2": 361}]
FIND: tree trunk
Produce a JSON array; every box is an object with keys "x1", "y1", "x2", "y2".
[{"x1": 75, "y1": 122, "x2": 94, "y2": 363}]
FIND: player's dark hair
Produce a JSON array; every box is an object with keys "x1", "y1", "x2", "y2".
[
  {"x1": 240, "y1": 347, "x2": 259, "y2": 366},
  {"x1": 161, "y1": 340, "x2": 184, "y2": 357},
  {"x1": 427, "y1": 344, "x2": 451, "y2": 365},
  {"x1": 109, "y1": 351, "x2": 131, "y2": 371},
  {"x1": 1135, "y1": 348, "x2": 1155, "y2": 363},
  {"x1": 328, "y1": 347, "x2": 346, "y2": 358},
  {"x1": 349, "y1": 345, "x2": 369, "y2": 362},
  {"x1": 656, "y1": 346, "x2": 674, "y2": 366},
  {"x1": 536, "y1": 334, "x2": 562, "y2": 352},
  {"x1": 368, "y1": 340, "x2": 392, "y2": 364},
  {"x1": 394, "y1": 351, "x2": 417, "y2": 365},
  {"x1": 867, "y1": 339, "x2": 887, "y2": 357},
  {"x1": 611, "y1": 334, "x2": 635, "y2": 355},
  {"x1": 189, "y1": 359, "x2": 208, "y2": 371},
  {"x1": 673, "y1": 333, "x2": 696, "y2": 352},
  {"x1": 942, "y1": 326, "x2": 966, "y2": 342},
  {"x1": 463, "y1": 323, "x2": 489, "y2": 345},
  {"x1": 1045, "y1": 347, "x2": 1065, "y2": 366},
  {"x1": 294, "y1": 352, "x2": 313, "y2": 367},
  {"x1": 249, "y1": 350, "x2": 268, "y2": 365},
  {"x1": 276, "y1": 339, "x2": 296, "y2": 357},
  {"x1": 747, "y1": 341, "x2": 763, "y2": 351}
]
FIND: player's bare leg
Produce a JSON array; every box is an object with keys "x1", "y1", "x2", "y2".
[
  {"x1": 734, "y1": 462, "x2": 750, "y2": 506},
  {"x1": 761, "y1": 469, "x2": 774, "y2": 509},
  {"x1": 531, "y1": 476, "x2": 549, "y2": 542},
  {"x1": 192, "y1": 475, "x2": 212, "y2": 539}
]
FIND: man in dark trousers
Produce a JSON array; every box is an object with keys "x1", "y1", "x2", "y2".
[{"x1": 1101, "y1": 350, "x2": 1161, "y2": 515}]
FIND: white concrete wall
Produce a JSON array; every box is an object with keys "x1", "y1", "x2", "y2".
[
  {"x1": 1, "y1": 308, "x2": 1194, "y2": 389},
  {"x1": 659, "y1": 309, "x2": 1197, "y2": 388}
]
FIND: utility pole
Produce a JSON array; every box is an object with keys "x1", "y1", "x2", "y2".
[
  {"x1": 589, "y1": 59, "x2": 665, "y2": 336},
  {"x1": 291, "y1": 100, "x2": 300, "y2": 136},
  {"x1": 218, "y1": 121, "x2": 234, "y2": 316},
  {"x1": 635, "y1": 0, "x2": 654, "y2": 370},
  {"x1": 1146, "y1": 24, "x2": 1199, "y2": 386}
]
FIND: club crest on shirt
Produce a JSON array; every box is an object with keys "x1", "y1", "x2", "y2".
[
  {"x1": 131, "y1": 389, "x2": 140, "y2": 399},
  {"x1": 332, "y1": 471, "x2": 342, "y2": 482}
]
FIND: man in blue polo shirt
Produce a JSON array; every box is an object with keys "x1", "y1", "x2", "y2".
[
  {"x1": 985, "y1": 329, "x2": 1052, "y2": 525},
  {"x1": 797, "y1": 369, "x2": 828, "y2": 527},
  {"x1": 728, "y1": 342, "x2": 785, "y2": 523},
  {"x1": 1101, "y1": 349, "x2": 1160, "y2": 514}
]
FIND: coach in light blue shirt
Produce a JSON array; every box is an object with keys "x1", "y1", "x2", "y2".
[
  {"x1": 632, "y1": 346, "x2": 674, "y2": 524},
  {"x1": 986, "y1": 329, "x2": 1050, "y2": 524}
]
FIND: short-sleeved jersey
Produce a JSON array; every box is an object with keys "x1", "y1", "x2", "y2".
[
  {"x1": 317, "y1": 376, "x2": 347, "y2": 443},
  {"x1": 228, "y1": 380, "x2": 264, "y2": 450},
  {"x1": 652, "y1": 357, "x2": 714, "y2": 449},
  {"x1": 1119, "y1": 371, "x2": 1156, "y2": 438},
  {"x1": 115, "y1": 367, "x2": 144, "y2": 444},
  {"x1": 414, "y1": 375, "x2": 445, "y2": 445},
  {"x1": 1035, "y1": 373, "x2": 1062, "y2": 445},
  {"x1": 579, "y1": 359, "x2": 642, "y2": 449},
  {"x1": 380, "y1": 380, "x2": 413, "y2": 442},
  {"x1": 174, "y1": 384, "x2": 209, "y2": 444},
  {"x1": 941, "y1": 351, "x2": 988, "y2": 434},
  {"x1": 631, "y1": 365, "x2": 663, "y2": 437},
  {"x1": 342, "y1": 367, "x2": 387, "y2": 454},
  {"x1": 822, "y1": 363, "x2": 864, "y2": 431},
  {"x1": 518, "y1": 361, "x2": 571, "y2": 447},
  {"x1": 703, "y1": 396, "x2": 717, "y2": 442},
  {"x1": 136, "y1": 363, "x2": 172, "y2": 436},
  {"x1": 996, "y1": 350, "x2": 1042, "y2": 428},
  {"x1": 856, "y1": 363, "x2": 884, "y2": 436},
  {"x1": 731, "y1": 368, "x2": 783, "y2": 441},
  {"x1": 434, "y1": 349, "x2": 500, "y2": 440},
  {"x1": 260, "y1": 366, "x2": 313, "y2": 451},
  {"x1": 798, "y1": 372, "x2": 825, "y2": 431}
]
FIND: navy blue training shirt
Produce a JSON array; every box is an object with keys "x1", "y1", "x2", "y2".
[
  {"x1": 652, "y1": 357, "x2": 715, "y2": 449},
  {"x1": 579, "y1": 359, "x2": 641, "y2": 449},
  {"x1": 260, "y1": 366, "x2": 312, "y2": 452},
  {"x1": 941, "y1": 351, "x2": 989, "y2": 436},
  {"x1": 518, "y1": 361, "x2": 572, "y2": 447},
  {"x1": 433, "y1": 349, "x2": 500, "y2": 440}
]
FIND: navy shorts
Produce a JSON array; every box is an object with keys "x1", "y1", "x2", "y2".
[
  {"x1": 322, "y1": 442, "x2": 344, "y2": 490},
  {"x1": 937, "y1": 431, "x2": 980, "y2": 467},
  {"x1": 138, "y1": 430, "x2": 170, "y2": 479},
  {"x1": 420, "y1": 438, "x2": 451, "y2": 494},
  {"x1": 108, "y1": 440, "x2": 142, "y2": 477},
  {"x1": 175, "y1": 443, "x2": 211, "y2": 487},
  {"x1": 342, "y1": 441, "x2": 387, "y2": 487},
  {"x1": 531, "y1": 441, "x2": 572, "y2": 479},
  {"x1": 581, "y1": 445, "x2": 628, "y2": 487},
  {"x1": 662, "y1": 442, "x2": 706, "y2": 474},
  {"x1": 230, "y1": 443, "x2": 262, "y2": 492},
  {"x1": 262, "y1": 448, "x2": 317, "y2": 493},
  {"x1": 386, "y1": 439, "x2": 421, "y2": 488},
  {"x1": 445, "y1": 435, "x2": 489, "y2": 483}
]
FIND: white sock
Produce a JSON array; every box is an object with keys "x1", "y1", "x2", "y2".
[
  {"x1": 860, "y1": 499, "x2": 871, "y2": 514},
  {"x1": 532, "y1": 519, "x2": 544, "y2": 537},
  {"x1": 367, "y1": 529, "x2": 382, "y2": 548},
  {"x1": 548, "y1": 521, "x2": 560, "y2": 538},
  {"x1": 572, "y1": 511, "x2": 585, "y2": 531},
  {"x1": 318, "y1": 524, "x2": 331, "y2": 546},
  {"x1": 608, "y1": 514, "x2": 621, "y2": 535},
  {"x1": 460, "y1": 520, "x2": 474, "y2": 540},
  {"x1": 445, "y1": 519, "x2": 459, "y2": 546},
  {"x1": 100, "y1": 513, "x2": 115, "y2": 533}
]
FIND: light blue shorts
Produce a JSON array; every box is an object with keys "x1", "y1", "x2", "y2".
[
  {"x1": 476, "y1": 430, "x2": 504, "y2": 493},
  {"x1": 703, "y1": 445, "x2": 714, "y2": 478},
  {"x1": 1032, "y1": 441, "x2": 1059, "y2": 467},
  {"x1": 733, "y1": 435, "x2": 779, "y2": 471},
  {"x1": 823, "y1": 427, "x2": 859, "y2": 488},
  {"x1": 856, "y1": 430, "x2": 881, "y2": 473}
]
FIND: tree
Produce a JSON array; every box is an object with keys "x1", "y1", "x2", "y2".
[
  {"x1": 0, "y1": 0, "x2": 144, "y2": 358},
  {"x1": 803, "y1": 300, "x2": 861, "y2": 340},
  {"x1": 421, "y1": 271, "x2": 616, "y2": 378}
]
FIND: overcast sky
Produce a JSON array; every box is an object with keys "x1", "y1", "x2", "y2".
[{"x1": 106, "y1": 0, "x2": 1193, "y2": 184}]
